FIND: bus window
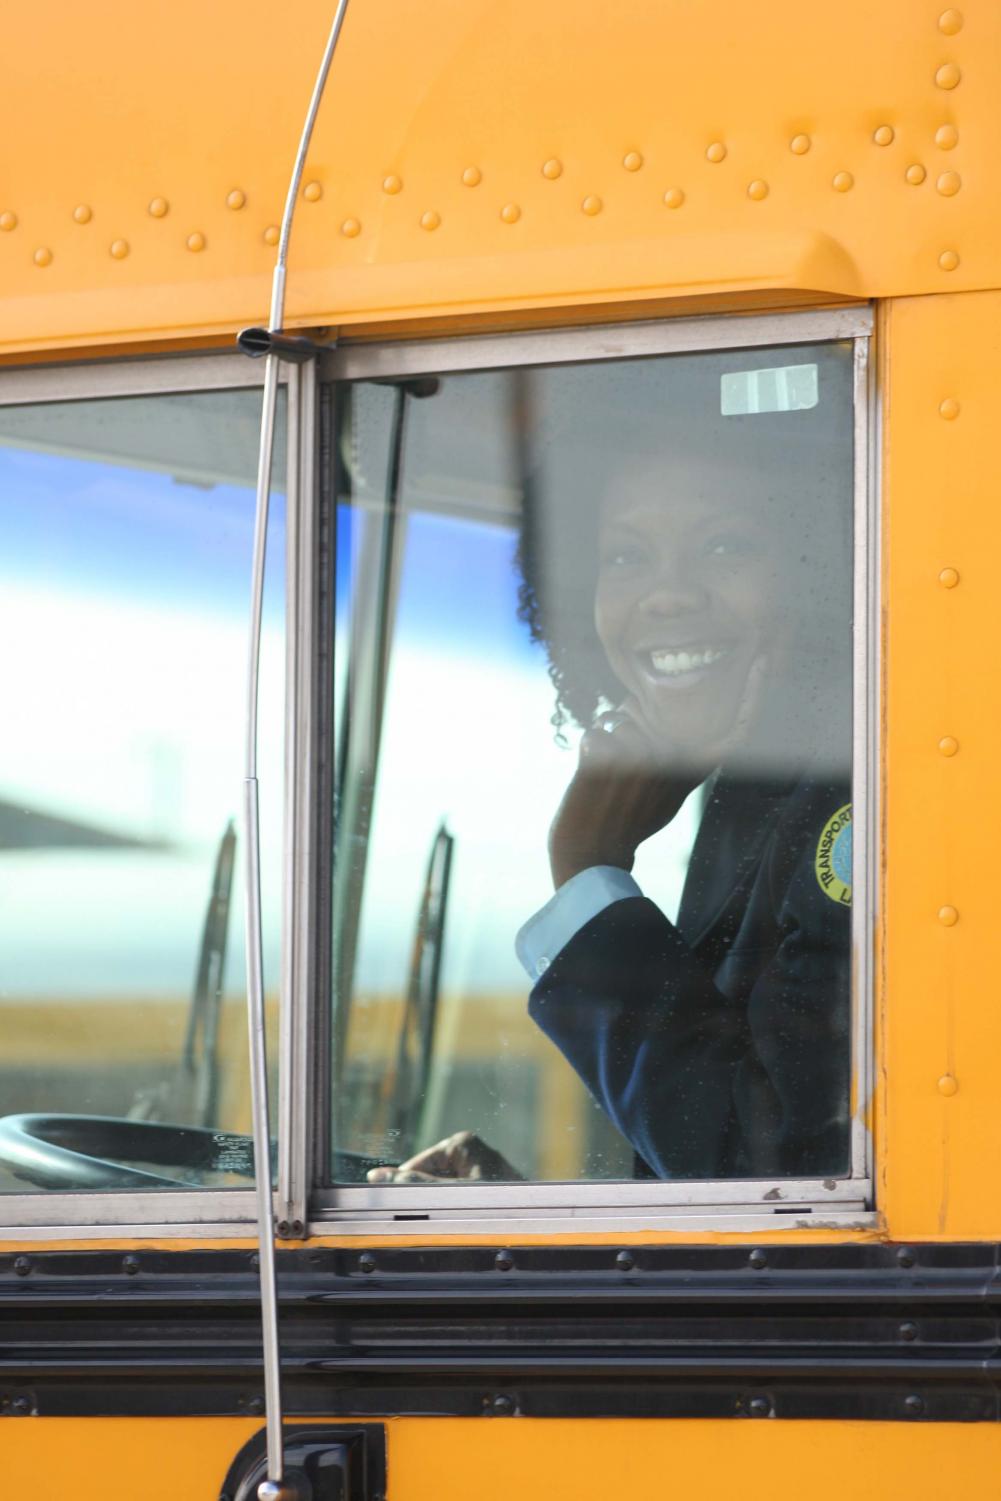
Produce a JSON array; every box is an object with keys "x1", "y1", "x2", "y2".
[
  {"x1": 329, "y1": 335, "x2": 860, "y2": 1194},
  {"x1": 0, "y1": 382, "x2": 286, "y2": 1192}
]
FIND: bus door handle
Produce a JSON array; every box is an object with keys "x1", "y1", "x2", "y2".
[{"x1": 222, "y1": 1425, "x2": 387, "y2": 1501}]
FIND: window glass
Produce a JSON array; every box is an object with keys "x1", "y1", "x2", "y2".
[
  {"x1": 0, "y1": 386, "x2": 285, "y2": 1192},
  {"x1": 331, "y1": 343, "x2": 854, "y2": 1186}
]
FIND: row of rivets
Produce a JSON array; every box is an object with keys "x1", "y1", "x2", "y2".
[
  {"x1": 3, "y1": 126, "x2": 968, "y2": 256},
  {"x1": 3, "y1": 9, "x2": 969, "y2": 269},
  {"x1": 12, "y1": 236, "x2": 968, "y2": 269}
]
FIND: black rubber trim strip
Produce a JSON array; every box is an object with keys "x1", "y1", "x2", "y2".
[{"x1": 2, "y1": 1242, "x2": 1000, "y2": 1421}]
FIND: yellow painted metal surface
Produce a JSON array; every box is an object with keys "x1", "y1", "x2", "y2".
[
  {"x1": 880, "y1": 288, "x2": 1001, "y2": 1240},
  {"x1": 2, "y1": 1, "x2": 999, "y2": 354},
  {"x1": 1, "y1": 3, "x2": 1000, "y2": 1494},
  {"x1": 7, "y1": 1418, "x2": 1001, "y2": 1501}
]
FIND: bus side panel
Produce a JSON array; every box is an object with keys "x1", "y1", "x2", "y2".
[{"x1": 881, "y1": 289, "x2": 1001, "y2": 1241}]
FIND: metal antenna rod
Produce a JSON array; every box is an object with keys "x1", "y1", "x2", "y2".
[{"x1": 243, "y1": 3, "x2": 351, "y2": 1494}]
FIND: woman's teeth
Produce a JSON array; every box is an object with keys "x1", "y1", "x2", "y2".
[{"x1": 649, "y1": 646, "x2": 727, "y2": 678}]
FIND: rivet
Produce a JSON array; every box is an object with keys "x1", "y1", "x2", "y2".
[
  {"x1": 13, "y1": 1257, "x2": 30, "y2": 1277},
  {"x1": 147, "y1": 197, "x2": 169, "y2": 218},
  {"x1": 541, "y1": 159, "x2": 563, "y2": 180},
  {"x1": 747, "y1": 1396, "x2": 772, "y2": 1418},
  {"x1": 663, "y1": 187, "x2": 685, "y2": 208},
  {"x1": 358, "y1": 1252, "x2": 376, "y2": 1274},
  {"x1": 122, "y1": 1254, "x2": 140, "y2": 1276},
  {"x1": 500, "y1": 203, "x2": 521, "y2": 224},
  {"x1": 340, "y1": 217, "x2": 361, "y2": 238},
  {"x1": 33, "y1": 246, "x2": 52, "y2": 267},
  {"x1": 938, "y1": 566, "x2": 960, "y2": 588},
  {"x1": 789, "y1": 134, "x2": 811, "y2": 155},
  {"x1": 580, "y1": 194, "x2": 603, "y2": 216},
  {"x1": 938, "y1": 905, "x2": 959, "y2": 927},
  {"x1": 939, "y1": 397, "x2": 961, "y2": 420},
  {"x1": 495, "y1": 1249, "x2": 515, "y2": 1272},
  {"x1": 382, "y1": 174, "x2": 403, "y2": 194},
  {"x1": 896, "y1": 1247, "x2": 916, "y2": 1268},
  {"x1": 938, "y1": 736, "x2": 959, "y2": 757},
  {"x1": 615, "y1": 1249, "x2": 636, "y2": 1272},
  {"x1": 706, "y1": 141, "x2": 727, "y2": 163},
  {"x1": 73, "y1": 204, "x2": 93, "y2": 224},
  {"x1": 0, "y1": 211, "x2": 17, "y2": 231},
  {"x1": 747, "y1": 179, "x2": 769, "y2": 200},
  {"x1": 748, "y1": 1249, "x2": 768, "y2": 1271},
  {"x1": 938, "y1": 248, "x2": 960, "y2": 271},
  {"x1": 899, "y1": 1321, "x2": 919, "y2": 1342},
  {"x1": 873, "y1": 125, "x2": 895, "y2": 146},
  {"x1": 226, "y1": 189, "x2": 246, "y2": 211},
  {"x1": 263, "y1": 225, "x2": 280, "y2": 246},
  {"x1": 935, "y1": 124, "x2": 959, "y2": 150},
  {"x1": 905, "y1": 164, "x2": 927, "y2": 185},
  {"x1": 938, "y1": 1074, "x2": 958, "y2": 1097},
  {"x1": 935, "y1": 63, "x2": 961, "y2": 90},
  {"x1": 109, "y1": 238, "x2": 129, "y2": 259},
  {"x1": 461, "y1": 166, "x2": 482, "y2": 187},
  {"x1": 186, "y1": 231, "x2": 206, "y2": 252},
  {"x1": 936, "y1": 170, "x2": 961, "y2": 196},
  {"x1": 622, "y1": 150, "x2": 644, "y2": 172},
  {"x1": 938, "y1": 8, "x2": 963, "y2": 34},
  {"x1": 904, "y1": 1394, "x2": 925, "y2": 1416},
  {"x1": 832, "y1": 171, "x2": 854, "y2": 192},
  {"x1": 245, "y1": 1395, "x2": 265, "y2": 1416},
  {"x1": 303, "y1": 180, "x2": 323, "y2": 202},
  {"x1": 491, "y1": 1394, "x2": 516, "y2": 1416},
  {"x1": 419, "y1": 209, "x2": 441, "y2": 231}
]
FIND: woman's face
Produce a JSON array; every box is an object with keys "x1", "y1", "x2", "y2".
[{"x1": 594, "y1": 467, "x2": 790, "y2": 750}]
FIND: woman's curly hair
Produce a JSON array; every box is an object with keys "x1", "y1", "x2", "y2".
[{"x1": 514, "y1": 479, "x2": 621, "y2": 741}]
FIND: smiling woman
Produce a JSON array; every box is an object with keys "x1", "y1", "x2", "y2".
[{"x1": 332, "y1": 334, "x2": 857, "y2": 1187}]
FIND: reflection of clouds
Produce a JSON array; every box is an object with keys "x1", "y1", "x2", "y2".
[
  {"x1": 0, "y1": 580, "x2": 284, "y2": 997},
  {"x1": 1, "y1": 580, "x2": 283, "y2": 835}
]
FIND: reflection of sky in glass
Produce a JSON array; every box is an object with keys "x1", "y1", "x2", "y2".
[
  {"x1": 1, "y1": 448, "x2": 285, "y2": 622},
  {"x1": 0, "y1": 394, "x2": 286, "y2": 1001}
]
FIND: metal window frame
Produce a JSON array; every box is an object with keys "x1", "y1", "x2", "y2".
[
  {"x1": 309, "y1": 305, "x2": 878, "y2": 1235},
  {"x1": 0, "y1": 304, "x2": 879, "y2": 1241},
  {"x1": 0, "y1": 350, "x2": 306, "y2": 1236}
]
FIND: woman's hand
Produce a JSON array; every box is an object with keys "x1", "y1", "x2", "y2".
[
  {"x1": 548, "y1": 658, "x2": 768, "y2": 889},
  {"x1": 366, "y1": 1130, "x2": 522, "y2": 1184},
  {"x1": 548, "y1": 709, "x2": 698, "y2": 888}
]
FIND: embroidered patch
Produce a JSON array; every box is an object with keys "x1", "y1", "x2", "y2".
[{"x1": 815, "y1": 803, "x2": 852, "y2": 906}]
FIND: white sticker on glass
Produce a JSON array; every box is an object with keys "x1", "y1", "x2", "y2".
[{"x1": 721, "y1": 363, "x2": 819, "y2": 416}]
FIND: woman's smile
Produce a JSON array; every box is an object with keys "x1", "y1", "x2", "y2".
[{"x1": 638, "y1": 643, "x2": 734, "y2": 685}]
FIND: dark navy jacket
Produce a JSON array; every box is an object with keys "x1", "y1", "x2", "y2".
[{"x1": 528, "y1": 771, "x2": 852, "y2": 1180}]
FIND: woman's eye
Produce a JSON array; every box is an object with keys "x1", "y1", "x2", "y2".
[
  {"x1": 600, "y1": 543, "x2": 645, "y2": 568},
  {"x1": 705, "y1": 533, "x2": 755, "y2": 559}
]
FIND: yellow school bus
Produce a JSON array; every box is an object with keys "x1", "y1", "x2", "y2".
[{"x1": 3, "y1": 2, "x2": 1001, "y2": 1497}]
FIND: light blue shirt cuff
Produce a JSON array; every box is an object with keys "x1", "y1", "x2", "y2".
[{"x1": 515, "y1": 865, "x2": 643, "y2": 981}]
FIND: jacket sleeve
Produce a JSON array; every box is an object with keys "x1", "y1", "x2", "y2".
[
  {"x1": 528, "y1": 897, "x2": 749, "y2": 1179},
  {"x1": 527, "y1": 803, "x2": 851, "y2": 1180}
]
